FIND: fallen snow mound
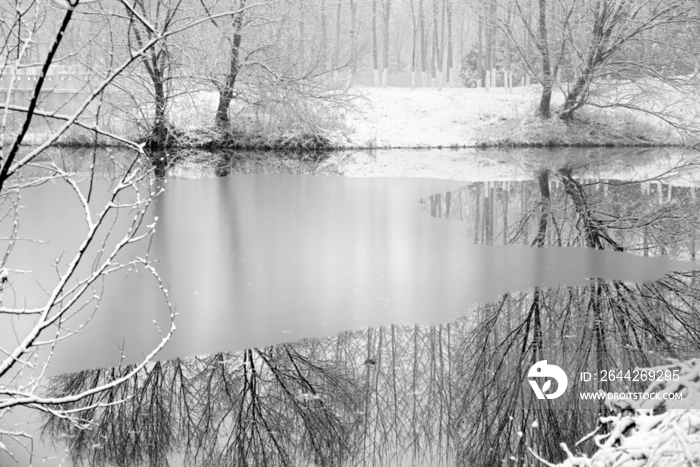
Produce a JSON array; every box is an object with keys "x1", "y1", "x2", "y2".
[{"x1": 555, "y1": 359, "x2": 700, "y2": 467}]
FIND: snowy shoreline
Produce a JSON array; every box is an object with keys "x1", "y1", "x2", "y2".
[{"x1": 340, "y1": 86, "x2": 683, "y2": 149}]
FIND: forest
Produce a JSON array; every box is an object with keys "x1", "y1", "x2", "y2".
[
  {"x1": 1, "y1": 0, "x2": 700, "y2": 150},
  {"x1": 1, "y1": 1, "x2": 700, "y2": 466}
]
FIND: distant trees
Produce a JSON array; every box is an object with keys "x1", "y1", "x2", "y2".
[
  {"x1": 12, "y1": 0, "x2": 698, "y2": 136},
  {"x1": 48, "y1": 0, "x2": 262, "y2": 147},
  {"x1": 55, "y1": 0, "x2": 698, "y2": 130},
  {"x1": 370, "y1": 0, "x2": 394, "y2": 86},
  {"x1": 487, "y1": 0, "x2": 700, "y2": 121},
  {"x1": 381, "y1": 0, "x2": 391, "y2": 86},
  {"x1": 0, "y1": 0, "x2": 356, "y2": 149},
  {"x1": 146, "y1": 0, "x2": 355, "y2": 139}
]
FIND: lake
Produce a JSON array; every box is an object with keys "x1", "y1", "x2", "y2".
[{"x1": 1, "y1": 147, "x2": 699, "y2": 466}]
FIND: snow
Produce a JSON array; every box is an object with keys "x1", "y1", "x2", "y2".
[
  {"x1": 553, "y1": 359, "x2": 700, "y2": 467},
  {"x1": 343, "y1": 86, "x2": 540, "y2": 148},
  {"x1": 340, "y1": 85, "x2": 681, "y2": 148}
]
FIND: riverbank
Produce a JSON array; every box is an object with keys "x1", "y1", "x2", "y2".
[
  {"x1": 340, "y1": 86, "x2": 683, "y2": 149},
  {"x1": 165, "y1": 146, "x2": 699, "y2": 185},
  {"x1": 8, "y1": 85, "x2": 685, "y2": 151}
]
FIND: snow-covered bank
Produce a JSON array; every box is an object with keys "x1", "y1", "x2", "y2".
[
  {"x1": 341, "y1": 86, "x2": 682, "y2": 149},
  {"x1": 14, "y1": 85, "x2": 682, "y2": 151},
  {"x1": 342, "y1": 87, "x2": 536, "y2": 148}
]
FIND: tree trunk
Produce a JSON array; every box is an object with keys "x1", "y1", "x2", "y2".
[
  {"x1": 432, "y1": 0, "x2": 439, "y2": 80},
  {"x1": 591, "y1": 280, "x2": 608, "y2": 395},
  {"x1": 419, "y1": 0, "x2": 427, "y2": 85},
  {"x1": 141, "y1": 48, "x2": 171, "y2": 148},
  {"x1": 152, "y1": 75, "x2": 168, "y2": 148},
  {"x1": 215, "y1": 2, "x2": 245, "y2": 129},
  {"x1": 123, "y1": 0, "x2": 179, "y2": 148},
  {"x1": 320, "y1": 0, "x2": 327, "y2": 67},
  {"x1": 446, "y1": 0, "x2": 453, "y2": 84},
  {"x1": 410, "y1": 0, "x2": 417, "y2": 88},
  {"x1": 559, "y1": 168, "x2": 623, "y2": 251},
  {"x1": 350, "y1": 0, "x2": 357, "y2": 75},
  {"x1": 505, "y1": 3, "x2": 512, "y2": 90},
  {"x1": 372, "y1": 0, "x2": 379, "y2": 86},
  {"x1": 559, "y1": 4, "x2": 609, "y2": 120},
  {"x1": 439, "y1": 0, "x2": 445, "y2": 87},
  {"x1": 382, "y1": 0, "x2": 391, "y2": 87},
  {"x1": 537, "y1": 0, "x2": 553, "y2": 118},
  {"x1": 560, "y1": 0, "x2": 640, "y2": 120},
  {"x1": 477, "y1": 13, "x2": 483, "y2": 87},
  {"x1": 532, "y1": 169, "x2": 550, "y2": 247},
  {"x1": 489, "y1": 0, "x2": 497, "y2": 88},
  {"x1": 298, "y1": 19, "x2": 306, "y2": 64},
  {"x1": 485, "y1": 4, "x2": 492, "y2": 84},
  {"x1": 333, "y1": 0, "x2": 342, "y2": 69}
]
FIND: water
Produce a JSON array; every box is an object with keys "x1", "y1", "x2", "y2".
[
  {"x1": 2, "y1": 147, "x2": 700, "y2": 467},
  {"x1": 1, "y1": 173, "x2": 696, "y2": 376}
]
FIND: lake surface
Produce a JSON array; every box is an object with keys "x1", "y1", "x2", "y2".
[
  {"x1": 2, "y1": 147, "x2": 700, "y2": 467},
  {"x1": 2, "y1": 171, "x2": 696, "y2": 376}
]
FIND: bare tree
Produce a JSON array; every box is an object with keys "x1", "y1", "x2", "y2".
[
  {"x1": 493, "y1": 0, "x2": 574, "y2": 117},
  {"x1": 119, "y1": 0, "x2": 184, "y2": 148},
  {"x1": 559, "y1": 0, "x2": 699, "y2": 123},
  {"x1": 182, "y1": 0, "x2": 354, "y2": 140},
  {"x1": 197, "y1": 0, "x2": 249, "y2": 128},
  {"x1": 43, "y1": 343, "x2": 362, "y2": 467},
  {"x1": 493, "y1": 0, "x2": 699, "y2": 124},
  {"x1": 381, "y1": 0, "x2": 391, "y2": 87},
  {"x1": 373, "y1": 0, "x2": 380, "y2": 86},
  {"x1": 0, "y1": 0, "x2": 249, "y2": 461}
]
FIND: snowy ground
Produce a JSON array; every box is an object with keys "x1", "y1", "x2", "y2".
[
  {"x1": 342, "y1": 86, "x2": 539, "y2": 148},
  {"x1": 340, "y1": 85, "x2": 681, "y2": 148}
]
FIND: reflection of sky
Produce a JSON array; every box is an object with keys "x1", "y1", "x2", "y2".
[{"x1": 1, "y1": 174, "x2": 698, "y2": 377}]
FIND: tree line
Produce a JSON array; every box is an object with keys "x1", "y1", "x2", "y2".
[{"x1": 4, "y1": 0, "x2": 700, "y2": 149}]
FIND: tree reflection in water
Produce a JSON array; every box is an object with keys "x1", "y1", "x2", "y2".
[
  {"x1": 44, "y1": 164, "x2": 700, "y2": 467},
  {"x1": 428, "y1": 166, "x2": 700, "y2": 466}
]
